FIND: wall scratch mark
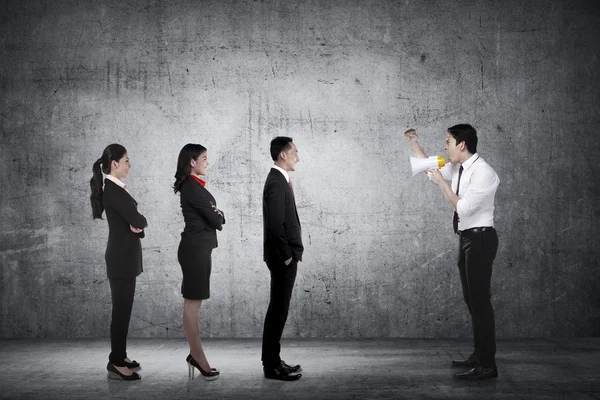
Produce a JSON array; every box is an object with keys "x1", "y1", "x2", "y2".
[
  {"x1": 71, "y1": 22, "x2": 86, "y2": 67},
  {"x1": 480, "y1": 61, "x2": 484, "y2": 90},
  {"x1": 39, "y1": 83, "x2": 63, "y2": 111}
]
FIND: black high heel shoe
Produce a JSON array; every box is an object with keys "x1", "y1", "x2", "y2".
[
  {"x1": 107, "y1": 362, "x2": 141, "y2": 380},
  {"x1": 186, "y1": 354, "x2": 220, "y2": 381},
  {"x1": 123, "y1": 359, "x2": 140, "y2": 369}
]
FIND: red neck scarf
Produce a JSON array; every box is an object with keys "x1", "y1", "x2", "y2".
[{"x1": 190, "y1": 175, "x2": 206, "y2": 187}]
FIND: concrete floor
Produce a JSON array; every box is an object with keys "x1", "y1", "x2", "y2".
[{"x1": 1, "y1": 338, "x2": 599, "y2": 399}]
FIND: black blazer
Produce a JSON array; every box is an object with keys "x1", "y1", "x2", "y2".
[
  {"x1": 263, "y1": 168, "x2": 303, "y2": 263},
  {"x1": 179, "y1": 176, "x2": 225, "y2": 248},
  {"x1": 103, "y1": 179, "x2": 148, "y2": 279}
]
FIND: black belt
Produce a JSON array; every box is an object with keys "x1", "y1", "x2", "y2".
[{"x1": 457, "y1": 226, "x2": 494, "y2": 237}]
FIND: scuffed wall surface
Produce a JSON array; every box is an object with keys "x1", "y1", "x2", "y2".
[{"x1": 1, "y1": 0, "x2": 599, "y2": 338}]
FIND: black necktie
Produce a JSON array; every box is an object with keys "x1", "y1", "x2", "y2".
[{"x1": 453, "y1": 165, "x2": 464, "y2": 234}]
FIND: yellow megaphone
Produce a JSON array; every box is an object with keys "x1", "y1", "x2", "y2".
[{"x1": 410, "y1": 156, "x2": 446, "y2": 176}]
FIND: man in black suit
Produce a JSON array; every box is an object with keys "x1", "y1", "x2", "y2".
[{"x1": 261, "y1": 136, "x2": 303, "y2": 381}]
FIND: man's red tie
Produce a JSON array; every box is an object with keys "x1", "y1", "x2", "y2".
[{"x1": 288, "y1": 179, "x2": 295, "y2": 197}]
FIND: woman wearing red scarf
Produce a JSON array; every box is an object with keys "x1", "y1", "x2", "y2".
[{"x1": 173, "y1": 143, "x2": 225, "y2": 381}]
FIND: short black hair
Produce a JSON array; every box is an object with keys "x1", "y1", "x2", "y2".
[
  {"x1": 448, "y1": 124, "x2": 477, "y2": 154},
  {"x1": 270, "y1": 136, "x2": 293, "y2": 161}
]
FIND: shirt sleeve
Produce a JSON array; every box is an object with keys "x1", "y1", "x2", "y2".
[
  {"x1": 456, "y1": 167, "x2": 499, "y2": 218},
  {"x1": 440, "y1": 163, "x2": 456, "y2": 181}
]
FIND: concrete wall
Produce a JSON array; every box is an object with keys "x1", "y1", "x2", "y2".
[{"x1": 1, "y1": 0, "x2": 599, "y2": 338}]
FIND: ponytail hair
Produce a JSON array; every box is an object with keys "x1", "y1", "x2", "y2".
[
  {"x1": 174, "y1": 143, "x2": 207, "y2": 194},
  {"x1": 90, "y1": 143, "x2": 127, "y2": 219},
  {"x1": 90, "y1": 158, "x2": 104, "y2": 219}
]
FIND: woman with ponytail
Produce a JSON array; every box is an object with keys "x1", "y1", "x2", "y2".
[
  {"x1": 174, "y1": 144, "x2": 224, "y2": 381},
  {"x1": 90, "y1": 143, "x2": 147, "y2": 381}
]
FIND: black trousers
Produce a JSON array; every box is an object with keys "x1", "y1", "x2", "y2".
[
  {"x1": 457, "y1": 228, "x2": 499, "y2": 368},
  {"x1": 108, "y1": 277, "x2": 136, "y2": 366},
  {"x1": 261, "y1": 258, "x2": 298, "y2": 368}
]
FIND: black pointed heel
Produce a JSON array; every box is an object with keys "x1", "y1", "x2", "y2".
[{"x1": 186, "y1": 354, "x2": 219, "y2": 381}]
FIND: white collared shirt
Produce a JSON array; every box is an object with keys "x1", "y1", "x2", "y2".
[
  {"x1": 105, "y1": 174, "x2": 129, "y2": 192},
  {"x1": 272, "y1": 165, "x2": 290, "y2": 183},
  {"x1": 440, "y1": 153, "x2": 499, "y2": 231}
]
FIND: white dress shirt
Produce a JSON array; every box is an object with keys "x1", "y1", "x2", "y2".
[
  {"x1": 105, "y1": 174, "x2": 129, "y2": 192},
  {"x1": 439, "y1": 153, "x2": 499, "y2": 231},
  {"x1": 272, "y1": 165, "x2": 290, "y2": 183}
]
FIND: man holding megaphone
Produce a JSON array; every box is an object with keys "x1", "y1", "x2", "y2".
[{"x1": 404, "y1": 125, "x2": 500, "y2": 381}]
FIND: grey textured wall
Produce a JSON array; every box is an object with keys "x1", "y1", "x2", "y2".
[{"x1": 1, "y1": 0, "x2": 599, "y2": 339}]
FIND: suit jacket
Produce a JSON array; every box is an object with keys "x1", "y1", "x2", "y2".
[
  {"x1": 263, "y1": 168, "x2": 303, "y2": 263},
  {"x1": 179, "y1": 176, "x2": 225, "y2": 248},
  {"x1": 103, "y1": 179, "x2": 148, "y2": 279}
]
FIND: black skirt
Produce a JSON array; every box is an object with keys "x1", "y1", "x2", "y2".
[{"x1": 177, "y1": 241, "x2": 213, "y2": 300}]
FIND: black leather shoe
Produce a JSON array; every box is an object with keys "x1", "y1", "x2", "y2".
[
  {"x1": 186, "y1": 354, "x2": 220, "y2": 381},
  {"x1": 281, "y1": 360, "x2": 302, "y2": 373},
  {"x1": 107, "y1": 362, "x2": 141, "y2": 380},
  {"x1": 264, "y1": 365, "x2": 302, "y2": 381},
  {"x1": 451, "y1": 358, "x2": 477, "y2": 368},
  {"x1": 454, "y1": 366, "x2": 498, "y2": 380}
]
